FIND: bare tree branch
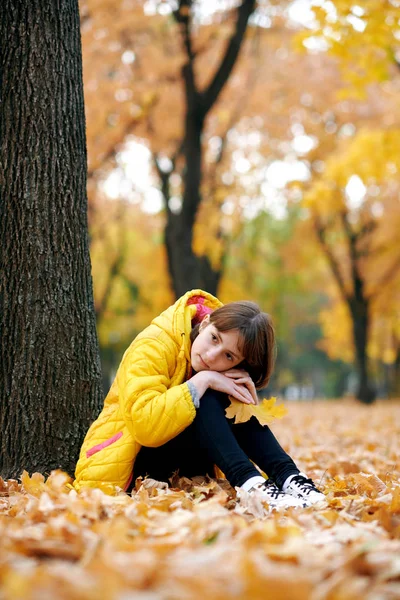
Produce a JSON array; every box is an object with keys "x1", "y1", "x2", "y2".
[
  {"x1": 201, "y1": 0, "x2": 256, "y2": 114},
  {"x1": 174, "y1": 0, "x2": 199, "y2": 111},
  {"x1": 314, "y1": 214, "x2": 349, "y2": 303}
]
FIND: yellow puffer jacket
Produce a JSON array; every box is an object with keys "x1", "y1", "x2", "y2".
[{"x1": 74, "y1": 289, "x2": 222, "y2": 494}]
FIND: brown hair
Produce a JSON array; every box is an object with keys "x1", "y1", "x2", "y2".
[{"x1": 190, "y1": 301, "x2": 275, "y2": 389}]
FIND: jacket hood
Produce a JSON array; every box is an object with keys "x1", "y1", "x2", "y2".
[{"x1": 151, "y1": 289, "x2": 223, "y2": 361}]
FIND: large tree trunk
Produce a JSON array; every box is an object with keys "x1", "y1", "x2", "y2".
[{"x1": 0, "y1": 0, "x2": 103, "y2": 478}]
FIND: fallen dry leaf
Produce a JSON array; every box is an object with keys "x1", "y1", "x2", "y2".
[
  {"x1": 225, "y1": 396, "x2": 287, "y2": 425},
  {"x1": 0, "y1": 400, "x2": 399, "y2": 600}
]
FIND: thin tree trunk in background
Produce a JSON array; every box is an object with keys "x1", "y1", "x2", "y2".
[
  {"x1": 0, "y1": 0, "x2": 103, "y2": 478},
  {"x1": 389, "y1": 347, "x2": 400, "y2": 398},
  {"x1": 346, "y1": 228, "x2": 376, "y2": 404},
  {"x1": 394, "y1": 351, "x2": 400, "y2": 397},
  {"x1": 349, "y1": 299, "x2": 376, "y2": 404},
  {"x1": 314, "y1": 215, "x2": 377, "y2": 404}
]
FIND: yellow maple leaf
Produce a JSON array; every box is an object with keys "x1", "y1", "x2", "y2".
[{"x1": 225, "y1": 396, "x2": 287, "y2": 426}]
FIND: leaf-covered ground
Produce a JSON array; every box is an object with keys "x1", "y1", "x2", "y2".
[{"x1": 1, "y1": 400, "x2": 399, "y2": 600}]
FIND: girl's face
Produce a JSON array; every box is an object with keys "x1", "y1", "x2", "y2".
[{"x1": 190, "y1": 316, "x2": 244, "y2": 373}]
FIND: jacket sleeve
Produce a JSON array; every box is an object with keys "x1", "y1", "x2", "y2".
[{"x1": 117, "y1": 334, "x2": 196, "y2": 447}]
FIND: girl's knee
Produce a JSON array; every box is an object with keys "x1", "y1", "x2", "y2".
[{"x1": 196, "y1": 388, "x2": 230, "y2": 414}]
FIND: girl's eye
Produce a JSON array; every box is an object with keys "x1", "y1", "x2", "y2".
[
  {"x1": 211, "y1": 334, "x2": 217, "y2": 342},
  {"x1": 226, "y1": 354, "x2": 233, "y2": 361}
]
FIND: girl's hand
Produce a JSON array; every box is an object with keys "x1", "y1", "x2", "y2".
[
  {"x1": 208, "y1": 371, "x2": 256, "y2": 405},
  {"x1": 222, "y1": 369, "x2": 258, "y2": 405},
  {"x1": 189, "y1": 371, "x2": 256, "y2": 405}
]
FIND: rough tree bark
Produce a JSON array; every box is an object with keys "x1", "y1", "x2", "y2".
[
  {"x1": 0, "y1": 0, "x2": 103, "y2": 478},
  {"x1": 157, "y1": 0, "x2": 256, "y2": 298}
]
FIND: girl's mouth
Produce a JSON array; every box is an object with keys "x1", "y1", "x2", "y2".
[{"x1": 199, "y1": 356, "x2": 209, "y2": 369}]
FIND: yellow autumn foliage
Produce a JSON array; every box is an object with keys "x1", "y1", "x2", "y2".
[
  {"x1": 304, "y1": 129, "x2": 400, "y2": 212},
  {"x1": 318, "y1": 302, "x2": 354, "y2": 363},
  {"x1": 295, "y1": 0, "x2": 400, "y2": 98}
]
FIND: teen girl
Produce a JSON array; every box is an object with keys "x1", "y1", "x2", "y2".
[{"x1": 74, "y1": 290, "x2": 324, "y2": 508}]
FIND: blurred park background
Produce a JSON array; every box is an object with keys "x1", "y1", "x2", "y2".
[{"x1": 80, "y1": 0, "x2": 400, "y2": 403}]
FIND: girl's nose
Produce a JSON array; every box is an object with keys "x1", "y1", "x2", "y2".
[{"x1": 206, "y1": 348, "x2": 219, "y2": 363}]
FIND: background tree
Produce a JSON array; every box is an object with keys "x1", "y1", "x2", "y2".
[
  {"x1": 81, "y1": 0, "x2": 263, "y2": 297},
  {"x1": 291, "y1": 0, "x2": 400, "y2": 402},
  {"x1": 0, "y1": 0, "x2": 103, "y2": 478},
  {"x1": 156, "y1": 0, "x2": 256, "y2": 296},
  {"x1": 301, "y1": 130, "x2": 400, "y2": 403}
]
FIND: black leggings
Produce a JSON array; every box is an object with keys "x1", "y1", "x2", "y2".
[{"x1": 133, "y1": 388, "x2": 299, "y2": 489}]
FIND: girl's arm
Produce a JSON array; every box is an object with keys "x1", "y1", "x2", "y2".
[{"x1": 118, "y1": 335, "x2": 196, "y2": 447}]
